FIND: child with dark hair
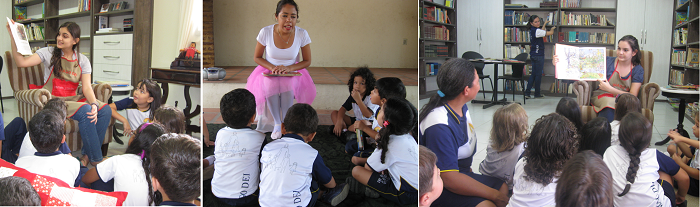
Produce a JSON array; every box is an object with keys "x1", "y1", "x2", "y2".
[
  {"x1": 17, "y1": 98, "x2": 72, "y2": 161},
  {"x1": 348, "y1": 98, "x2": 418, "y2": 205},
  {"x1": 109, "y1": 79, "x2": 162, "y2": 144},
  {"x1": 347, "y1": 77, "x2": 406, "y2": 166},
  {"x1": 331, "y1": 67, "x2": 379, "y2": 138},
  {"x1": 260, "y1": 103, "x2": 348, "y2": 206},
  {"x1": 610, "y1": 93, "x2": 641, "y2": 146},
  {"x1": 149, "y1": 133, "x2": 201, "y2": 206},
  {"x1": 419, "y1": 145, "x2": 442, "y2": 207},
  {"x1": 555, "y1": 150, "x2": 614, "y2": 207},
  {"x1": 556, "y1": 97, "x2": 583, "y2": 130},
  {"x1": 154, "y1": 106, "x2": 186, "y2": 134},
  {"x1": 479, "y1": 103, "x2": 528, "y2": 190},
  {"x1": 15, "y1": 110, "x2": 80, "y2": 187},
  {"x1": 208, "y1": 89, "x2": 266, "y2": 206},
  {"x1": 0, "y1": 176, "x2": 41, "y2": 206},
  {"x1": 579, "y1": 117, "x2": 611, "y2": 156},
  {"x1": 603, "y1": 112, "x2": 673, "y2": 206},
  {"x1": 509, "y1": 113, "x2": 578, "y2": 206},
  {"x1": 667, "y1": 113, "x2": 699, "y2": 198},
  {"x1": 82, "y1": 123, "x2": 166, "y2": 206}
]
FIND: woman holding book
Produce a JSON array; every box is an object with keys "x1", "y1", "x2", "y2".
[
  {"x1": 554, "y1": 35, "x2": 644, "y2": 123},
  {"x1": 525, "y1": 15, "x2": 556, "y2": 99},
  {"x1": 6, "y1": 21, "x2": 111, "y2": 166},
  {"x1": 246, "y1": 0, "x2": 315, "y2": 139}
]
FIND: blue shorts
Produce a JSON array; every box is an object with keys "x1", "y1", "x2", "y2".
[
  {"x1": 366, "y1": 171, "x2": 417, "y2": 205},
  {"x1": 431, "y1": 171, "x2": 504, "y2": 207}
]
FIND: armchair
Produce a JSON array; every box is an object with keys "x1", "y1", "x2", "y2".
[
  {"x1": 5, "y1": 51, "x2": 114, "y2": 155},
  {"x1": 571, "y1": 50, "x2": 660, "y2": 125}
]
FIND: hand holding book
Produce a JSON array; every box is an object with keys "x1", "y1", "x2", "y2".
[{"x1": 6, "y1": 17, "x2": 32, "y2": 55}]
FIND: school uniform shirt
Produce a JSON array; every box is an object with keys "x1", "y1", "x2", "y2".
[
  {"x1": 257, "y1": 24, "x2": 311, "y2": 67},
  {"x1": 603, "y1": 145, "x2": 671, "y2": 207},
  {"x1": 212, "y1": 127, "x2": 266, "y2": 199},
  {"x1": 36, "y1": 47, "x2": 91, "y2": 83},
  {"x1": 15, "y1": 151, "x2": 80, "y2": 186},
  {"x1": 18, "y1": 133, "x2": 70, "y2": 159},
  {"x1": 366, "y1": 133, "x2": 418, "y2": 191},
  {"x1": 419, "y1": 104, "x2": 477, "y2": 173},
  {"x1": 114, "y1": 97, "x2": 151, "y2": 131},
  {"x1": 691, "y1": 148, "x2": 700, "y2": 169},
  {"x1": 529, "y1": 27, "x2": 546, "y2": 56},
  {"x1": 96, "y1": 154, "x2": 150, "y2": 206},
  {"x1": 507, "y1": 159, "x2": 558, "y2": 207},
  {"x1": 610, "y1": 120, "x2": 621, "y2": 146},
  {"x1": 479, "y1": 142, "x2": 526, "y2": 189},
  {"x1": 259, "y1": 134, "x2": 333, "y2": 207},
  {"x1": 341, "y1": 95, "x2": 380, "y2": 121}
]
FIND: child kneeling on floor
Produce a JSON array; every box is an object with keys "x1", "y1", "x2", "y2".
[
  {"x1": 260, "y1": 103, "x2": 348, "y2": 207},
  {"x1": 348, "y1": 98, "x2": 418, "y2": 205}
]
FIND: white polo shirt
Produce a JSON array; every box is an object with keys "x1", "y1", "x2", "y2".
[{"x1": 212, "y1": 127, "x2": 266, "y2": 199}]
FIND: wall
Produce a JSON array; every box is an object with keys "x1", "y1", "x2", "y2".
[
  {"x1": 1, "y1": 0, "x2": 11, "y2": 98},
  {"x1": 213, "y1": 0, "x2": 417, "y2": 68}
]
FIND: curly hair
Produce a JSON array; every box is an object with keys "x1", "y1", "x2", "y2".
[
  {"x1": 491, "y1": 103, "x2": 528, "y2": 152},
  {"x1": 523, "y1": 113, "x2": 579, "y2": 186},
  {"x1": 617, "y1": 112, "x2": 652, "y2": 197},
  {"x1": 347, "y1": 66, "x2": 376, "y2": 98}
]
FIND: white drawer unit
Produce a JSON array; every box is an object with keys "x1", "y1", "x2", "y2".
[{"x1": 92, "y1": 34, "x2": 133, "y2": 83}]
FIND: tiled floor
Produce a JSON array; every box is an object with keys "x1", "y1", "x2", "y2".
[
  {"x1": 203, "y1": 66, "x2": 418, "y2": 86},
  {"x1": 420, "y1": 93, "x2": 699, "y2": 206}
]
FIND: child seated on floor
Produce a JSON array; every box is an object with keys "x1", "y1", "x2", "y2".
[
  {"x1": 509, "y1": 113, "x2": 578, "y2": 206},
  {"x1": 260, "y1": 103, "x2": 349, "y2": 207},
  {"x1": 149, "y1": 133, "x2": 201, "y2": 206},
  {"x1": 331, "y1": 67, "x2": 378, "y2": 138},
  {"x1": 610, "y1": 93, "x2": 641, "y2": 146},
  {"x1": 208, "y1": 89, "x2": 266, "y2": 206},
  {"x1": 555, "y1": 150, "x2": 614, "y2": 207},
  {"x1": 18, "y1": 98, "x2": 72, "y2": 160},
  {"x1": 0, "y1": 176, "x2": 41, "y2": 206},
  {"x1": 81, "y1": 123, "x2": 166, "y2": 206},
  {"x1": 15, "y1": 110, "x2": 81, "y2": 187},
  {"x1": 109, "y1": 79, "x2": 162, "y2": 144},
  {"x1": 347, "y1": 98, "x2": 418, "y2": 205},
  {"x1": 578, "y1": 117, "x2": 612, "y2": 156},
  {"x1": 479, "y1": 103, "x2": 528, "y2": 191},
  {"x1": 668, "y1": 113, "x2": 699, "y2": 198},
  {"x1": 556, "y1": 97, "x2": 583, "y2": 131},
  {"x1": 348, "y1": 77, "x2": 406, "y2": 166},
  {"x1": 419, "y1": 145, "x2": 443, "y2": 207},
  {"x1": 154, "y1": 106, "x2": 186, "y2": 134}
]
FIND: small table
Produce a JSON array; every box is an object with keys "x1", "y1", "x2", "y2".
[
  {"x1": 468, "y1": 59, "x2": 525, "y2": 109},
  {"x1": 655, "y1": 87, "x2": 699, "y2": 145},
  {"x1": 150, "y1": 68, "x2": 201, "y2": 134}
]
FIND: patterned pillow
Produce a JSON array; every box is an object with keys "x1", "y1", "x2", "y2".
[{"x1": 0, "y1": 159, "x2": 128, "y2": 206}]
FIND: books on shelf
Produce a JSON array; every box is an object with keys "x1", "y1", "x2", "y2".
[
  {"x1": 554, "y1": 43, "x2": 606, "y2": 80},
  {"x1": 676, "y1": 12, "x2": 688, "y2": 26},
  {"x1": 560, "y1": 0, "x2": 582, "y2": 8},
  {"x1": 688, "y1": 48, "x2": 699, "y2": 66},
  {"x1": 98, "y1": 16, "x2": 108, "y2": 29},
  {"x1": 7, "y1": 17, "x2": 32, "y2": 55},
  {"x1": 421, "y1": 6, "x2": 450, "y2": 24},
  {"x1": 504, "y1": 27, "x2": 554, "y2": 42},
  {"x1": 101, "y1": 1, "x2": 129, "y2": 13},
  {"x1": 504, "y1": 44, "x2": 529, "y2": 59},
  {"x1": 423, "y1": 45, "x2": 449, "y2": 58},
  {"x1": 669, "y1": 69, "x2": 685, "y2": 85},
  {"x1": 423, "y1": 25, "x2": 449, "y2": 40},
  {"x1": 673, "y1": 28, "x2": 688, "y2": 45},
  {"x1": 672, "y1": 49, "x2": 687, "y2": 65},
  {"x1": 14, "y1": 6, "x2": 27, "y2": 20},
  {"x1": 560, "y1": 12, "x2": 608, "y2": 26},
  {"x1": 96, "y1": 28, "x2": 121, "y2": 33},
  {"x1": 24, "y1": 23, "x2": 44, "y2": 41},
  {"x1": 425, "y1": 62, "x2": 441, "y2": 76},
  {"x1": 123, "y1": 18, "x2": 133, "y2": 32},
  {"x1": 78, "y1": 0, "x2": 91, "y2": 12},
  {"x1": 549, "y1": 79, "x2": 574, "y2": 93},
  {"x1": 558, "y1": 31, "x2": 614, "y2": 44}
]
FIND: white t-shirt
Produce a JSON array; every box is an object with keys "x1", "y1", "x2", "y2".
[
  {"x1": 259, "y1": 137, "x2": 320, "y2": 207},
  {"x1": 212, "y1": 127, "x2": 266, "y2": 199},
  {"x1": 18, "y1": 133, "x2": 34, "y2": 159},
  {"x1": 15, "y1": 152, "x2": 80, "y2": 186},
  {"x1": 508, "y1": 159, "x2": 558, "y2": 207},
  {"x1": 535, "y1": 28, "x2": 546, "y2": 38},
  {"x1": 366, "y1": 133, "x2": 418, "y2": 191},
  {"x1": 691, "y1": 147, "x2": 699, "y2": 169},
  {"x1": 348, "y1": 96, "x2": 380, "y2": 121},
  {"x1": 603, "y1": 145, "x2": 671, "y2": 207},
  {"x1": 96, "y1": 154, "x2": 150, "y2": 206},
  {"x1": 35, "y1": 47, "x2": 92, "y2": 83},
  {"x1": 610, "y1": 120, "x2": 620, "y2": 146},
  {"x1": 256, "y1": 24, "x2": 311, "y2": 67}
]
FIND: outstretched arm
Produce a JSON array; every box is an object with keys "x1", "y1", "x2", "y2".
[{"x1": 6, "y1": 21, "x2": 42, "y2": 67}]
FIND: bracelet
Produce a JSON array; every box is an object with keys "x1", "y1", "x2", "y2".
[{"x1": 91, "y1": 103, "x2": 99, "y2": 108}]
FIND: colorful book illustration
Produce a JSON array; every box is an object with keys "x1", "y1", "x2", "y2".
[
  {"x1": 7, "y1": 17, "x2": 32, "y2": 55},
  {"x1": 555, "y1": 43, "x2": 606, "y2": 80}
]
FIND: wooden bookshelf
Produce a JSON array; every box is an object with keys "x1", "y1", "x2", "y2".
[
  {"x1": 668, "y1": 0, "x2": 699, "y2": 87},
  {"x1": 419, "y1": 0, "x2": 457, "y2": 99}
]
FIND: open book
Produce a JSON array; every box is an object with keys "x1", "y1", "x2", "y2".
[
  {"x1": 7, "y1": 17, "x2": 32, "y2": 55},
  {"x1": 555, "y1": 43, "x2": 606, "y2": 80}
]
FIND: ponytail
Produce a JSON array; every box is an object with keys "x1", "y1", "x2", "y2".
[
  {"x1": 377, "y1": 98, "x2": 417, "y2": 164},
  {"x1": 419, "y1": 58, "x2": 476, "y2": 122}
]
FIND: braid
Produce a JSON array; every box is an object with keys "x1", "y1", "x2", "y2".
[
  {"x1": 617, "y1": 112, "x2": 652, "y2": 197},
  {"x1": 377, "y1": 126, "x2": 391, "y2": 164},
  {"x1": 142, "y1": 155, "x2": 157, "y2": 205},
  {"x1": 618, "y1": 150, "x2": 641, "y2": 197}
]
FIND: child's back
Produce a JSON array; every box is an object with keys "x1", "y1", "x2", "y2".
[
  {"x1": 97, "y1": 153, "x2": 150, "y2": 205},
  {"x1": 479, "y1": 103, "x2": 528, "y2": 190},
  {"x1": 212, "y1": 127, "x2": 265, "y2": 199},
  {"x1": 366, "y1": 133, "x2": 418, "y2": 192}
]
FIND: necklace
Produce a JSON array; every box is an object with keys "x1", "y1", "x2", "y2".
[{"x1": 277, "y1": 25, "x2": 293, "y2": 44}]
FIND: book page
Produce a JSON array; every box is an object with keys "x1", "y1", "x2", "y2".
[
  {"x1": 7, "y1": 17, "x2": 32, "y2": 56},
  {"x1": 555, "y1": 43, "x2": 605, "y2": 80},
  {"x1": 577, "y1": 47, "x2": 606, "y2": 80}
]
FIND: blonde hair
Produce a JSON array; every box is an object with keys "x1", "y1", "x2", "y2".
[{"x1": 490, "y1": 103, "x2": 529, "y2": 152}]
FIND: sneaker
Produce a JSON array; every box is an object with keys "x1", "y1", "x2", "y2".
[
  {"x1": 524, "y1": 95, "x2": 533, "y2": 99},
  {"x1": 346, "y1": 177, "x2": 380, "y2": 198},
  {"x1": 534, "y1": 95, "x2": 546, "y2": 98},
  {"x1": 320, "y1": 183, "x2": 349, "y2": 206}
]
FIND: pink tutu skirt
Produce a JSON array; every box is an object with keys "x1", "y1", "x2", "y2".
[{"x1": 245, "y1": 65, "x2": 317, "y2": 115}]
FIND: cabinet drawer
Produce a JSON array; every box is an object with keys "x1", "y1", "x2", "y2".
[
  {"x1": 93, "y1": 50, "x2": 133, "y2": 65},
  {"x1": 93, "y1": 34, "x2": 133, "y2": 50},
  {"x1": 93, "y1": 64, "x2": 132, "y2": 82}
]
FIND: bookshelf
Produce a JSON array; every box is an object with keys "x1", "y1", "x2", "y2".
[
  {"x1": 503, "y1": 0, "x2": 617, "y2": 95},
  {"x1": 419, "y1": 0, "x2": 457, "y2": 99},
  {"x1": 10, "y1": 0, "x2": 153, "y2": 86},
  {"x1": 668, "y1": 0, "x2": 699, "y2": 87}
]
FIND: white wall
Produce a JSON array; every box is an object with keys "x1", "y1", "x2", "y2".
[
  {"x1": 152, "y1": 0, "x2": 201, "y2": 135},
  {"x1": 1, "y1": 0, "x2": 12, "y2": 98}
]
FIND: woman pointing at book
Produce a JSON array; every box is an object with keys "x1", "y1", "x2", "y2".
[
  {"x1": 554, "y1": 35, "x2": 643, "y2": 122},
  {"x1": 6, "y1": 20, "x2": 111, "y2": 166},
  {"x1": 246, "y1": 0, "x2": 316, "y2": 139}
]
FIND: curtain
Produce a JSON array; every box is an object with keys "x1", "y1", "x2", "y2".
[{"x1": 177, "y1": 0, "x2": 203, "y2": 53}]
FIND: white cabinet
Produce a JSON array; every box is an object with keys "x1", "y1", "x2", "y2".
[
  {"x1": 617, "y1": 0, "x2": 673, "y2": 99},
  {"x1": 458, "y1": 0, "x2": 504, "y2": 91},
  {"x1": 92, "y1": 34, "x2": 133, "y2": 83}
]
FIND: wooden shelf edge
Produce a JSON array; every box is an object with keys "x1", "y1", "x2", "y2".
[
  {"x1": 94, "y1": 9, "x2": 135, "y2": 16},
  {"x1": 675, "y1": 1, "x2": 691, "y2": 12},
  {"x1": 422, "y1": 1, "x2": 455, "y2": 10},
  {"x1": 14, "y1": 0, "x2": 43, "y2": 7},
  {"x1": 420, "y1": 19, "x2": 455, "y2": 27},
  {"x1": 45, "y1": 11, "x2": 91, "y2": 20}
]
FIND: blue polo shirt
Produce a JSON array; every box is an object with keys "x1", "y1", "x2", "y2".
[{"x1": 419, "y1": 104, "x2": 477, "y2": 173}]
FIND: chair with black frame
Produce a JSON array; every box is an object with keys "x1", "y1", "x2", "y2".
[
  {"x1": 499, "y1": 53, "x2": 529, "y2": 104},
  {"x1": 462, "y1": 51, "x2": 492, "y2": 100}
]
